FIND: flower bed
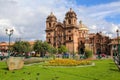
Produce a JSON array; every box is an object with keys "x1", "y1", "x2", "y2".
[{"x1": 44, "y1": 58, "x2": 92, "y2": 66}]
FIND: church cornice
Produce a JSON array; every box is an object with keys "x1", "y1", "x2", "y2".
[
  {"x1": 65, "y1": 25, "x2": 78, "y2": 29},
  {"x1": 65, "y1": 40, "x2": 73, "y2": 43},
  {"x1": 45, "y1": 29, "x2": 54, "y2": 32}
]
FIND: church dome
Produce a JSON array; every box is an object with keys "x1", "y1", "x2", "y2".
[
  {"x1": 47, "y1": 12, "x2": 57, "y2": 21},
  {"x1": 65, "y1": 8, "x2": 77, "y2": 18},
  {"x1": 78, "y1": 21, "x2": 89, "y2": 31}
]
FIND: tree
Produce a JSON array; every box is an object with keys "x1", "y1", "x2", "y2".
[
  {"x1": 22, "y1": 41, "x2": 31, "y2": 53},
  {"x1": 33, "y1": 40, "x2": 59, "y2": 57},
  {"x1": 58, "y1": 45, "x2": 68, "y2": 54},
  {"x1": 48, "y1": 46, "x2": 57, "y2": 54},
  {"x1": 41, "y1": 41, "x2": 51, "y2": 57},
  {"x1": 42, "y1": 41, "x2": 50, "y2": 53},
  {"x1": 12, "y1": 41, "x2": 31, "y2": 53},
  {"x1": 85, "y1": 49, "x2": 92, "y2": 58},
  {"x1": 33, "y1": 40, "x2": 43, "y2": 55}
]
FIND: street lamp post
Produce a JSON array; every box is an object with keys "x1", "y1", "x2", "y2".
[
  {"x1": 91, "y1": 37, "x2": 94, "y2": 57},
  {"x1": 5, "y1": 29, "x2": 14, "y2": 57},
  {"x1": 116, "y1": 29, "x2": 120, "y2": 65}
]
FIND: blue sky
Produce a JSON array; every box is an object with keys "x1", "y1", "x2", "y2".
[
  {"x1": 105, "y1": 14, "x2": 120, "y2": 24},
  {"x1": 0, "y1": 0, "x2": 120, "y2": 42},
  {"x1": 75, "y1": 0, "x2": 117, "y2": 6},
  {"x1": 75, "y1": 0, "x2": 120, "y2": 24}
]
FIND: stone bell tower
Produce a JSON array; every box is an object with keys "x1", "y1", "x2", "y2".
[
  {"x1": 64, "y1": 8, "x2": 79, "y2": 53},
  {"x1": 46, "y1": 12, "x2": 57, "y2": 46},
  {"x1": 64, "y1": 8, "x2": 77, "y2": 27}
]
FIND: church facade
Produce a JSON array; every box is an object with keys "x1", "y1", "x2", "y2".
[{"x1": 45, "y1": 8, "x2": 89, "y2": 53}]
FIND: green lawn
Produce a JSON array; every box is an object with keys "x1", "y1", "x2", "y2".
[{"x1": 0, "y1": 59, "x2": 120, "y2": 80}]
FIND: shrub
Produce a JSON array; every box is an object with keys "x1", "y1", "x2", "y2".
[{"x1": 85, "y1": 49, "x2": 92, "y2": 58}]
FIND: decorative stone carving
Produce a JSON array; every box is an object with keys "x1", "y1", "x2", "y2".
[{"x1": 7, "y1": 57, "x2": 24, "y2": 71}]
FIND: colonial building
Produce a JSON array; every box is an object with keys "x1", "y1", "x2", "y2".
[
  {"x1": 45, "y1": 8, "x2": 89, "y2": 53},
  {"x1": 89, "y1": 32, "x2": 111, "y2": 55},
  {"x1": 0, "y1": 42, "x2": 8, "y2": 52},
  {"x1": 0, "y1": 41, "x2": 34, "y2": 52},
  {"x1": 110, "y1": 37, "x2": 120, "y2": 57}
]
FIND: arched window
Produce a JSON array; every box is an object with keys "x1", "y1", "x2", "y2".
[
  {"x1": 48, "y1": 33, "x2": 50, "y2": 35},
  {"x1": 69, "y1": 37, "x2": 71, "y2": 40},
  {"x1": 53, "y1": 23, "x2": 55, "y2": 27},
  {"x1": 48, "y1": 39, "x2": 51, "y2": 42},
  {"x1": 68, "y1": 30, "x2": 71, "y2": 33},
  {"x1": 74, "y1": 19, "x2": 76, "y2": 24},
  {"x1": 68, "y1": 19, "x2": 71, "y2": 24},
  {"x1": 49, "y1": 23, "x2": 51, "y2": 27}
]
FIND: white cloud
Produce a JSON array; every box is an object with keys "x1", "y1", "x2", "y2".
[
  {"x1": 75, "y1": 1, "x2": 120, "y2": 38},
  {"x1": 0, "y1": 19, "x2": 21, "y2": 37},
  {"x1": 0, "y1": 0, "x2": 120, "y2": 41},
  {"x1": 111, "y1": 24, "x2": 119, "y2": 32},
  {"x1": 0, "y1": 19, "x2": 14, "y2": 35},
  {"x1": 88, "y1": 2, "x2": 120, "y2": 19}
]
